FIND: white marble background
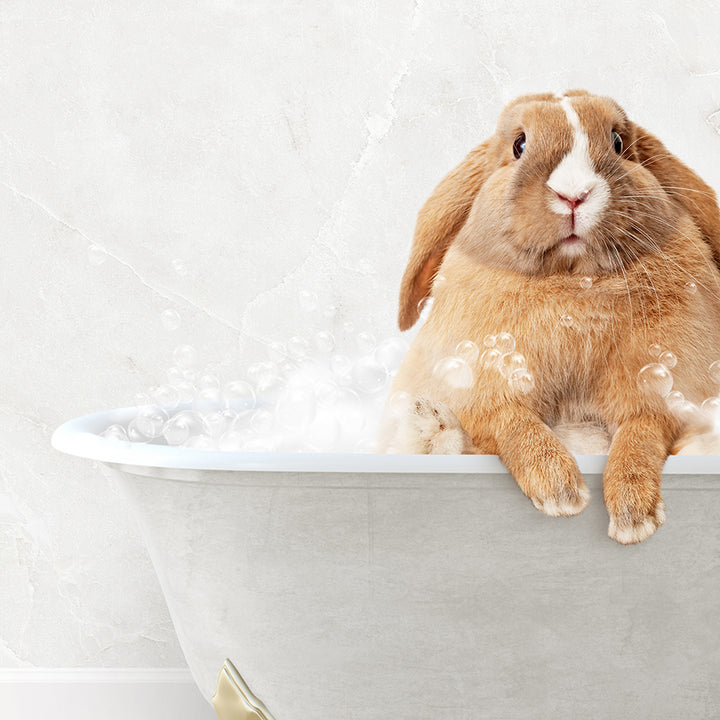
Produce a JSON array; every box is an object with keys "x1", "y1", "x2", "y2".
[{"x1": 1, "y1": 0, "x2": 719, "y2": 669}]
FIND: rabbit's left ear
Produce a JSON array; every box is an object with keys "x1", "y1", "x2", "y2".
[{"x1": 629, "y1": 123, "x2": 720, "y2": 271}]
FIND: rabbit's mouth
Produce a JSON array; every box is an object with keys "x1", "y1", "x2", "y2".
[{"x1": 562, "y1": 233, "x2": 580, "y2": 245}]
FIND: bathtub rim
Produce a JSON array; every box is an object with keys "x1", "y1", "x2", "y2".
[{"x1": 51, "y1": 406, "x2": 720, "y2": 476}]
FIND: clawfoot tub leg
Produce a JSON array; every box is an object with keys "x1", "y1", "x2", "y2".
[{"x1": 213, "y1": 660, "x2": 276, "y2": 720}]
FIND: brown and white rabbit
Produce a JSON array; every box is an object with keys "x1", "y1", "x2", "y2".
[{"x1": 381, "y1": 90, "x2": 720, "y2": 545}]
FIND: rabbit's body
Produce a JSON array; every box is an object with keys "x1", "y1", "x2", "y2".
[{"x1": 383, "y1": 90, "x2": 720, "y2": 544}]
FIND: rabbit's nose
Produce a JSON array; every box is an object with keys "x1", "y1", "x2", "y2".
[{"x1": 555, "y1": 190, "x2": 591, "y2": 209}]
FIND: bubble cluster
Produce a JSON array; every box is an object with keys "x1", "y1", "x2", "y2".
[
  {"x1": 479, "y1": 331, "x2": 535, "y2": 394},
  {"x1": 103, "y1": 315, "x2": 411, "y2": 452}
]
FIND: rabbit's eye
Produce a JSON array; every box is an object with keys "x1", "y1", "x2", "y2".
[
  {"x1": 513, "y1": 133, "x2": 526, "y2": 159},
  {"x1": 611, "y1": 130, "x2": 623, "y2": 154}
]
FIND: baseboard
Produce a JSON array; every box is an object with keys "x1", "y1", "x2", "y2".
[{"x1": 0, "y1": 668, "x2": 216, "y2": 720}]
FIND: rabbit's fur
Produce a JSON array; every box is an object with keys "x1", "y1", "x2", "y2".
[{"x1": 382, "y1": 90, "x2": 720, "y2": 544}]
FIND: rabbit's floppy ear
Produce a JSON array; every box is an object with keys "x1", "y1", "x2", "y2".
[
  {"x1": 629, "y1": 123, "x2": 720, "y2": 270},
  {"x1": 398, "y1": 140, "x2": 493, "y2": 331}
]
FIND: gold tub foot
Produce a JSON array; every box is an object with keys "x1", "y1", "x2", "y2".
[{"x1": 212, "y1": 659, "x2": 276, "y2": 720}]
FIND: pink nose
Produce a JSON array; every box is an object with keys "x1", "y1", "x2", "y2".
[{"x1": 556, "y1": 190, "x2": 590, "y2": 209}]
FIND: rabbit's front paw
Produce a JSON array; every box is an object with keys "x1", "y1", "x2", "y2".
[
  {"x1": 528, "y1": 475, "x2": 590, "y2": 517},
  {"x1": 390, "y1": 397, "x2": 472, "y2": 454},
  {"x1": 607, "y1": 498, "x2": 666, "y2": 545}
]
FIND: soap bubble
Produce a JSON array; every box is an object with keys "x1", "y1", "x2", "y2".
[
  {"x1": 659, "y1": 351, "x2": 677, "y2": 369},
  {"x1": 314, "y1": 381, "x2": 341, "y2": 408},
  {"x1": 174, "y1": 381, "x2": 196, "y2": 403},
  {"x1": 388, "y1": 391, "x2": 413, "y2": 416},
  {"x1": 151, "y1": 384, "x2": 180, "y2": 409},
  {"x1": 202, "y1": 411, "x2": 232, "y2": 438},
  {"x1": 496, "y1": 332, "x2": 515, "y2": 354},
  {"x1": 173, "y1": 344, "x2": 198, "y2": 368},
  {"x1": 353, "y1": 357, "x2": 388, "y2": 394},
  {"x1": 356, "y1": 331, "x2": 376, "y2": 354},
  {"x1": 433, "y1": 356, "x2": 473, "y2": 388},
  {"x1": 102, "y1": 424, "x2": 128, "y2": 442},
  {"x1": 560, "y1": 314, "x2": 573, "y2": 328},
  {"x1": 456, "y1": 340, "x2": 480, "y2": 364},
  {"x1": 665, "y1": 390, "x2": 685, "y2": 410},
  {"x1": 218, "y1": 430, "x2": 245, "y2": 452},
  {"x1": 198, "y1": 374, "x2": 221, "y2": 391},
  {"x1": 648, "y1": 344, "x2": 662, "y2": 357},
  {"x1": 171, "y1": 258, "x2": 188, "y2": 277},
  {"x1": 135, "y1": 405, "x2": 169, "y2": 438},
  {"x1": 417, "y1": 296, "x2": 434, "y2": 321},
  {"x1": 193, "y1": 387, "x2": 223, "y2": 414},
  {"x1": 160, "y1": 309, "x2": 181, "y2": 331},
  {"x1": 330, "y1": 353, "x2": 353, "y2": 379},
  {"x1": 166, "y1": 366, "x2": 185, "y2": 385},
  {"x1": 701, "y1": 397, "x2": 720, "y2": 416},
  {"x1": 499, "y1": 351, "x2": 527, "y2": 378},
  {"x1": 223, "y1": 380, "x2": 256, "y2": 414},
  {"x1": 509, "y1": 368, "x2": 535, "y2": 394},
  {"x1": 684, "y1": 281, "x2": 697, "y2": 294},
  {"x1": 375, "y1": 338, "x2": 408, "y2": 369},
  {"x1": 709, "y1": 360, "x2": 720, "y2": 384},
  {"x1": 314, "y1": 331, "x2": 335, "y2": 354},
  {"x1": 433, "y1": 274, "x2": 447, "y2": 289},
  {"x1": 481, "y1": 348, "x2": 502, "y2": 370},
  {"x1": 127, "y1": 418, "x2": 151, "y2": 443},
  {"x1": 185, "y1": 435, "x2": 217, "y2": 450},
  {"x1": 276, "y1": 387, "x2": 316, "y2": 430},
  {"x1": 162, "y1": 412, "x2": 196, "y2": 446},
  {"x1": 87, "y1": 244, "x2": 108, "y2": 266},
  {"x1": 134, "y1": 392, "x2": 152, "y2": 407},
  {"x1": 483, "y1": 334, "x2": 497, "y2": 348},
  {"x1": 580, "y1": 276, "x2": 593, "y2": 289},
  {"x1": 298, "y1": 290, "x2": 318, "y2": 312},
  {"x1": 637, "y1": 363, "x2": 673, "y2": 397},
  {"x1": 288, "y1": 336, "x2": 310, "y2": 359}
]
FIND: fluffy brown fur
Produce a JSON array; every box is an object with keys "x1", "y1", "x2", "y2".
[{"x1": 386, "y1": 90, "x2": 720, "y2": 544}]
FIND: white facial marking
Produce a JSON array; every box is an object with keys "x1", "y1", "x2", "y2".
[{"x1": 547, "y1": 97, "x2": 610, "y2": 239}]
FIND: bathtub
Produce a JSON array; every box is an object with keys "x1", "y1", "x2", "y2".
[{"x1": 52, "y1": 406, "x2": 720, "y2": 719}]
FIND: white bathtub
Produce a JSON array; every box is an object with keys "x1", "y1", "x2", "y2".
[{"x1": 52, "y1": 407, "x2": 720, "y2": 719}]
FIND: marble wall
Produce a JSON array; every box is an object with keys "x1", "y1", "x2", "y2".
[{"x1": 1, "y1": 0, "x2": 719, "y2": 669}]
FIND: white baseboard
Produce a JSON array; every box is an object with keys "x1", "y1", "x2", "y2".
[{"x1": 0, "y1": 668, "x2": 217, "y2": 720}]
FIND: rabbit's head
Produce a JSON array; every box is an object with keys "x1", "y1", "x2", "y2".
[{"x1": 398, "y1": 90, "x2": 720, "y2": 330}]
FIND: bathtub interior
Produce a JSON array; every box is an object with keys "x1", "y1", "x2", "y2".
[{"x1": 52, "y1": 408, "x2": 720, "y2": 719}]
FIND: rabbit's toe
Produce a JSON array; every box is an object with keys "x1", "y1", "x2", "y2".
[
  {"x1": 389, "y1": 397, "x2": 472, "y2": 454},
  {"x1": 608, "y1": 499, "x2": 665, "y2": 545},
  {"x1": 530, "y1": 478, "x2": 590, "y2": 517}
]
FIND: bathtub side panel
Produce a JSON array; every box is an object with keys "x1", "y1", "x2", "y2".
[{"x1": 108, "y1": 467, "x2": 720, "y2": 720}]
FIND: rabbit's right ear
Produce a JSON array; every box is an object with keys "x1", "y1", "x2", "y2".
[{"x1": 398, "y1": 140, "x2": 493, "y2": 331}]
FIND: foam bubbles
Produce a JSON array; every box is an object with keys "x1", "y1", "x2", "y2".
[
  {"x1": 560, "y1": 314, "x2": 574, "y2": 328},
  {"x1": 353, "y1": 357, "x2": 388, "y2": 394},
  {"x1": 580, "y1": 276, "x2": 593, "y2": 290},
  {"x1": 684, "y1": 281, "x2": 698, "y2": 294}
]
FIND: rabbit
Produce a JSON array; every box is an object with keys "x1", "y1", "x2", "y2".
[{"x1": 380, "y1": 90, "x2": 720, "y2": 545}]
